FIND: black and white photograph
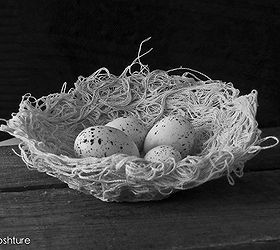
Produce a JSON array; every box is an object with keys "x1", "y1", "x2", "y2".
[{"x1": 0, "y1": 0, "x2": 279, "y2": 249}]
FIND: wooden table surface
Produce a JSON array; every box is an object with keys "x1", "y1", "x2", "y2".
[{"x1": 0, "y1": 127, "x2": 279, "y2": 250}]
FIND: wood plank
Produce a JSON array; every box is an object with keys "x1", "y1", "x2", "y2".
[
  {"x1": 0, "y1": 170, "x2": 280, "y2": 249},
  {"x1": 199, "y1": 241, "x2": 280, "y2": 250},
  {"x1": 0, "y1": 145, "x2": 65, "y2": 190},
  {"x1": 0, "y1": 127, "x2": 279, "y2": 190},
  {"x1": 0, "y1": 137, "x2": 20, "y2": 147}
]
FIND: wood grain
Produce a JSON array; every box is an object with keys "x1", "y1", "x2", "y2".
[
  {"x1": 0, "y1": 169, "x2": 280, "y2": 249},
  {"x1": 0, "y1": 145, "x2": 65, "y2": 190}
]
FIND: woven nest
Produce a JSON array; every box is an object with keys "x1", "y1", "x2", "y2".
[{"x1": 1, "y1": 38, "x2": 278, "y2": 202}]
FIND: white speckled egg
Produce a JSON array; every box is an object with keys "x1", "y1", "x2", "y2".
[
  {"x1": 144, "y1": 145, "x2": 182, "y2": 163},
  {"x1": 74, "y1": 126, "x2": 140, "y2": 158},
  {"x1": 105, "y1": 116, "x2": 148, "y2": 150},
  {"x1": 144, "y1": 115, "x2": 195, "y2": 158}
]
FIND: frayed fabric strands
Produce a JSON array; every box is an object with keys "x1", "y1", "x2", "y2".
[{"x1": 0, "y1": 38, "x2": 278, "y2": 202}]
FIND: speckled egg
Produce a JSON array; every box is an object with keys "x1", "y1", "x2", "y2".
[
  {"x1": 74, "y1": 126, "x2": 140, "y2": 158},
  {"x1": 144, "y1": 145, "x2": 182, "y2": 163},
  {"x1": 105, "y1": 116, "x2": 148, "y2": 150},
  {"x1": 144, "y1": 115, "x2": 195, "y2": 158}
]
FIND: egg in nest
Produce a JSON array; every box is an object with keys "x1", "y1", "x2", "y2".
[
  {"x1": 105, "y1": 116, "x2": 148, "y2": 151},
  {"x1": 144, "y1": 115, "x2": 195, "y2": 158},
  {"x1": 74, "y1": 126, "x2": 140, "y2": 158},
  {"x1": 144, "y1": 145, "x2": 182, "y2": 163}
]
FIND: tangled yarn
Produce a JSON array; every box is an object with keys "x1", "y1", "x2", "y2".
[{"x1": 0, "y1": 38, "x2": 278, "y2": 202}]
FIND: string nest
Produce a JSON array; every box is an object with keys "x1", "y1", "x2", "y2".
[{"x1": 1, "y1": 38, "x2": 278, "y2": 202}]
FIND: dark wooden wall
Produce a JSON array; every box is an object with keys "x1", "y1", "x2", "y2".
[{"x1": 1, "y1": 0, "x2": 279, "y2": 140}]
